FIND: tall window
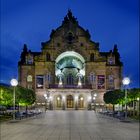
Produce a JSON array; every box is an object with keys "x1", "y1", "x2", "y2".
[
  {"x1": 89, "y1": 73, "x2": 96, "y2": 84},
  {"x1": 45, "y1": 73, "x2": 51, "y2": 83},
  {"x1": 108, "y1": 75, "x2": 114, "y2": 89},
  {"x1": 67, "y1": 74, "x2": 74, "y2": 85},
  {"x1": 90, "y1": 53, "x2": 94, "y2": 61},
  {"x1": 36, "y1": 75, "x2": 44, "y2": 88},
  {"x1": 46, "y1": 53, "x2": 51, "y2": 61}
]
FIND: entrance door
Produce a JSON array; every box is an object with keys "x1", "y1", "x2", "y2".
[
  {"x1": 78, "y1": 96, "x2": 84, "y2": 108},
  {"x1": 67, "y1": 95, "x2": 74, "y2": 108}
]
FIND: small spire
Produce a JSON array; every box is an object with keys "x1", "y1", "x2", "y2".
[
  {"x1": 67, "y1": 9, "x2": 73, "y2": 19},
  {"x1": 23, "y1": 44, "x2": 28, "y2": 52},
  {"x1": 62, "y1": 9, "x2": 78, "y2": 24}
]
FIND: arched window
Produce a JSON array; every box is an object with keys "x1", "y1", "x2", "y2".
[
  {"x1": 46, "y1": 73, "x2": 51, "y2": 83},
  {"x1": 89, "y1": 73, "x2": 96, "y2": 83},
  {"x1": 90, "y1": 53, "x2": 94, "y2": 61},
  {"x1": 46, "y1": 53, "x2": 51, "y2": 61},
  {"x1": 27, "y1": 75, "x2": 32, "y2": 82},
  {"x1": 108, "y1": 75, "x2": 114, "y2": 83}
]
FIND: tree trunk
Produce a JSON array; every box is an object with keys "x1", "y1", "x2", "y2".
[
  {"x1": 133, "y1": 100, "x2": 135, "y2": 116},
  {"x1": 113, "y1": 105, "x2": 115, "y2": 112},
  {"x1": 26, "y1": 105, "x2": 28, "y2": 117}
]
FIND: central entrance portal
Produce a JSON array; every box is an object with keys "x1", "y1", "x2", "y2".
[{"x1": 67, "y1": 95, "x2": 74, "y2": 108}]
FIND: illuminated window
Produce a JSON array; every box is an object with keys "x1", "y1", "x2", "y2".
[{"x1": 27, "y1": 75, "x2": 32, "y2": 82}]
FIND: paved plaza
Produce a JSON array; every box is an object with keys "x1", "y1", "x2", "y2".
[{"x1": 1, "y1": 111, "x2": 139, "y2": 140}]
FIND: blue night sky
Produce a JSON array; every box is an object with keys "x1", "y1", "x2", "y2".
[{"x1": 0, "y1": 0, "x2": 139, "y2": 88}]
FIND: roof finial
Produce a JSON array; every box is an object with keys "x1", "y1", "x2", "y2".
[{"x1": 67, "y1": 9, "x2": 73, "y2": 20}]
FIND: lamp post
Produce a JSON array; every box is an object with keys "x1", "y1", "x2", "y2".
[
  {"x1": 10, "y1": 79, "x2": 18, "y2": 120},
  {"x1": 93, "y1": 93, "x2": 97, "y2": 111},
  {"x1": 122, "y1": 77, "x2": 130, "y2": 120}
]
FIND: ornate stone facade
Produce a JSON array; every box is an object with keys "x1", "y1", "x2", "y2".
[{"x1": 18, "y1": 10, "x2": 123, "y2": 110}]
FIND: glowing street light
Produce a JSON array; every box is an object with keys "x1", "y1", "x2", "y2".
[
  {"x1": 122, "y1": 77, "x2": 130, "y2": 120},
  {"x1": 10, "y1": 79, "x2": 18, "y2": 120}
]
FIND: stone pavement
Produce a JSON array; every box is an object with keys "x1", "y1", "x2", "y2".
[{"x1": 0, "y1": 111, "x2": 139, "y2": 140}]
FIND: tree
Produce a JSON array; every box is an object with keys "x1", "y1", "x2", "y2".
[
  {"x1": 103, "y1": 89, "x2": 124, "y2": 111},
  {"x1": 16, "y1": 86, "x2": 36, "y2": 106},
  {"x1": 0, "y1": 85, "x2": 36, "y2": 110},
  {"x1": 128, "y1": 88, "x2": 140, "y2": 101},
  {"x1": 0, "y1": 85, "x2": 13, "y2": 106}
]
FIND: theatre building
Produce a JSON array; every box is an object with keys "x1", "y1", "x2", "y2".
[{"x1": 18, "y1": 10, "x2": 123, "y2": 110}]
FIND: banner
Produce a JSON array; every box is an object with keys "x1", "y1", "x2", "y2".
[
  {"x1": 36, "y1": 75, "x2": 44, "y2": 88},
  {"x1": 97, "y1": 75, "x2": 105, "y2": 89}
]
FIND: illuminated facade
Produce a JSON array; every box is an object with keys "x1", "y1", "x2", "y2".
[{"x1": 18, "y1": 10, "x2": 123, "y2": 110}]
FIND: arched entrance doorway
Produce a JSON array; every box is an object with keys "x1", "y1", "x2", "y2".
[
  {"x1": 56, "y1": 95, "x2": 62, "y2": 108},
  {"x1": 67, "y1": 95, "x2": 74, "y2": 108}
]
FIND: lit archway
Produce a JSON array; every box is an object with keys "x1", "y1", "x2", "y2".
[
  {"x1": 55, "y1": 51, "x2": 85, "y2": 86},
  {"x1": 67, "y1": 95, "x2": 74, "y2": 108}
]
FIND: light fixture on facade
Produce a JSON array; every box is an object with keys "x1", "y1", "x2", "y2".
[
  {"x1": 58, "y1": 76, "x2": 63, "y2": 86},
  {"x1": 88, "y1": 96, "x2": 91, "y2": 101},
  {"x1": 75, "y1": 96, "x2": 78, "y2": 100},
  {"x1": 93, "y1": 97, "x2": 96, "y2": 100},
  {"x1": 49, "y1": 96, "x2": 53, "y2": 101},
  {"x1": 78, "y1": 76, "x2": 82, "y2": 86},
  {"x1": 62, "y1": 96, "x2": 65, "y2": 100},
  {"x1": 44, "y1": 94, "x2": 47, "y2": 97},
  {"x1": 80, "y1": 97, "x2": 83, "y2": 100},
  {"x1": 57, "y1": 97, "x2": 60, "y2": 100}
]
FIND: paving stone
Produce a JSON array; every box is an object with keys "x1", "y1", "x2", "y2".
[{"x1": 1, "y1": 111, "x2": 139, "y2": 140}]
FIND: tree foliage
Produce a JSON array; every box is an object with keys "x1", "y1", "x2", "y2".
[
  {"x1": 128, "y1": 88, "x2": 140, "y2": 101},
  {"x1": 0, "y1": 85, "x2": 13, "y2": 106},
  {"x1": 0, "y1": 85, "x2": 36, "y2": 107},
  {"x1": 16, "y1": 86, "x2": 36, "y2": 106},
  {"x1": 103, "y1": 89, "x2": 124, "y2": 105},
  {"x1": 104, "y1": 88, "x2": 140, "y2": 106}
]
